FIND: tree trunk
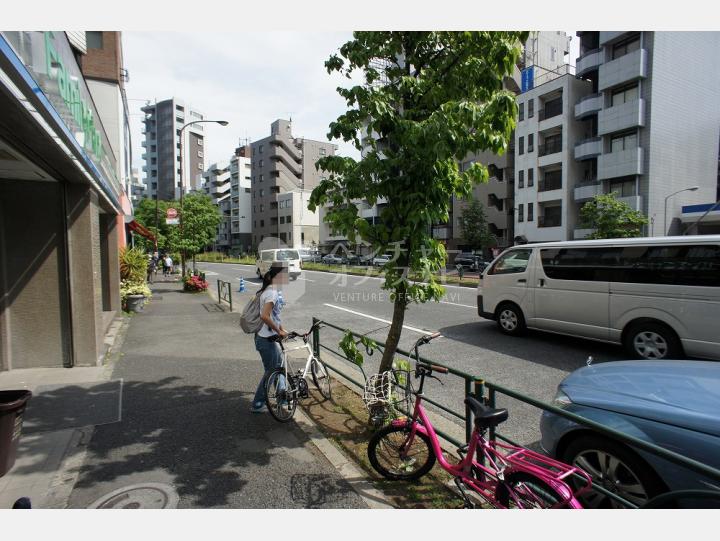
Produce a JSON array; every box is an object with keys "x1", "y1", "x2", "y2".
[
  {"x1": 181, "y1": 251, "x2": 186, "y2": 277},
  {"x1": 378, "y1": 285, "x2": 408, "y2": 373}
]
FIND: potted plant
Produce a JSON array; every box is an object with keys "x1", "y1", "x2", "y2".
[{"x1": 121, "y1": 280, "x2": 152, "y2": 312}]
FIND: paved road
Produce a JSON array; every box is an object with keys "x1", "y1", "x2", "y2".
[{"x1": 198, "y1": 262, "x2": 627, "y2": 445}]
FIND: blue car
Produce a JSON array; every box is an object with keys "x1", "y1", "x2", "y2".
[{"x1": 540, "y1": 360, "x2": 720, "y2": 508}]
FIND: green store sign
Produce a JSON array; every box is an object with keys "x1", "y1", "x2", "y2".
[{"x1": 44, "y1": 32, "x2": 104, "y2": 160}]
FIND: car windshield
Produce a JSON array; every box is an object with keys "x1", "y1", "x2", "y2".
[{"x1": 276, "y1": 250, "x2": 299, "y2": 260}]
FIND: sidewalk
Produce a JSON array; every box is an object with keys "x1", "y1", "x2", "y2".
[{"x1": 60, "y1": 281, "x2": 369, "y2": 508}]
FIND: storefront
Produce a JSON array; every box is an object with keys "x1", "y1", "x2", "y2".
[{"x1": 0, "y1": 32, "x2": 123, "y2": 371}]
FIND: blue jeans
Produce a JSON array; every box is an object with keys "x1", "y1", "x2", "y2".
[{"x1": 253, "y1": 334, "x2": 285, "y2": 406}]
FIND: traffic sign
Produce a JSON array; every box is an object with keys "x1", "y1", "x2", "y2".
[{"x1": 166, "y1": 208, "x2": 178, "y2": 219}]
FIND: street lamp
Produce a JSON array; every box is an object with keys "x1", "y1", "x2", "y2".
[
  {"x1": 663, "y1": 186, "x2": 699, "y2": 236},
  {"x1": 178, "y1": 119, "x2": 229, "y2": 276}
]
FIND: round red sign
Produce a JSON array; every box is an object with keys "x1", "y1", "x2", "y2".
[{"x1": 166, "y1": 208, "x2": 178, "y2": 219}]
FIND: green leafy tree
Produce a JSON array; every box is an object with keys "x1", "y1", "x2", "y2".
[
  {"x1": 176, "y1": 193, "x2": 222, "y2": 275},
  {"x1": 580, "y1": 192, "x2": 648, "y2": 239},
  {"x1": 133, "y1": 198, "x2": 181, "y2": 253},
  {"x1": 309, "y1": 31, "x2": 527, "y2": 373},
  {"x1": 459, "y1": 197, "x2": 495, "y2": 252}
]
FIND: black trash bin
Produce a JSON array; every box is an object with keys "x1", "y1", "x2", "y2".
[{"x1": 0, "y1": 390, "x2": 32, "y2": 477}]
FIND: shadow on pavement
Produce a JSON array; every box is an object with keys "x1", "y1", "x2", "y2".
[{"x1": 438, "y1": 321, "x2": 626, "y2": 372}]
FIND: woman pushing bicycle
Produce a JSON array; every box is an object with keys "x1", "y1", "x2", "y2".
[{"x1": 251, "y1": 262, "x2": 289, "y2": 413}]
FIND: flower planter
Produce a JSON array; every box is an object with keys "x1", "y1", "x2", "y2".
[{"x1": 126, "y1": 294, "x2": 146, "y2": 313}]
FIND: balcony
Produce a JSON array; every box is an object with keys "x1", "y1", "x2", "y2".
[
  {"x1": 538, "y1": 138, "x2": 563, "y2": 157},
  {"x1": 576, "y1": 49, "x2": 603, "y2": 77},
  {"x1": 538, "y1": 99, "x2": 563, "y2": 122},
  {"x1": 539, "y1": 174, "x2": 563, "y2": 193},
  {"x1": 574, "y1": 228, "x2": 597, "y2": 239},
  {"x1": 598, "y1": 98, "x2": 645, "y2": 135},
  {"x1": 538, "y1": 215, "x2": 562, "y2": 228},
  {"x1": 599, "y1": 31, "x2": 631, "y2": 46},
  {"x1": 599, "y1": 48, "x2": 648, "y2": 92},
  {"x1": 574, "y1": 137, "x2": 602, "y2": 161},
  {"x1": 574, "y1": 180, "x2": 602, "y2": 202},
  {"x1": 598, "y1": 147, "x2": 644, "y2": 180},
  {"x1": 432, "y1": 226, "x2": 451, "y2": 240},
  {"x1": 575, "y1": 93, "x2": 602, "y2": 119}
]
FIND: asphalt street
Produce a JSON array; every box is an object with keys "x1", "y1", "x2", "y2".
[{"x1": 198, "y1": 262, "x2": 628, "y2": 446}]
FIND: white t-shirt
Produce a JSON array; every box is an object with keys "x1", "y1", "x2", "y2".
[{"x1": 257, "y1": 287, "x2": 283, "y2": 338}]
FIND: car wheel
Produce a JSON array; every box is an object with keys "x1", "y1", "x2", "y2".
[
  {"x1": 562, "y1": 435, "x2": 666, "y2": 509},
  {"x1": 623, "y1": 321, "x2": 683, "y2": 360},
  {"x1": 495, "y1": 303, "x2": 526, "y2": 336}
]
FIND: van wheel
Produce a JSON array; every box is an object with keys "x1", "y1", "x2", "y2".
[
  {"x1": 623, "y1": 321, "x2": 683, "y2": 360},
  {"x1": 256, "y1": 268, "x2": 261, "y2": 277},
  {"x1": 495, "y1": 303, "x2": 526, "y2": 336}
]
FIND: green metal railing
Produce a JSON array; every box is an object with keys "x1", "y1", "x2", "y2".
[
  {"x1": 311, "y1": 317, "x2": 720, "y2": 509},
  {"x1": 217, "y1": 280, "x2": 232, "y2": 311}
]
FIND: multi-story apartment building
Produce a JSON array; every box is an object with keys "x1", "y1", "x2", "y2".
[
  {"x1": 570, "y1": 31, "x2": 720, "y2": 238},
  {"x1": 129, "y1": 167, "x2": 145, "y2": 205},
  {"x1": 229, "y1": 145, "x2": 252, "y2": 254},
  {"x1": 250, "y1": 119, "x2": 336, "y2": 249},
  {"x1": 514, "y1": 74, "x2": 594, "y2": 242},
  {"x1": 141, "y1": 98, "x2": 205, "y2": 201}
]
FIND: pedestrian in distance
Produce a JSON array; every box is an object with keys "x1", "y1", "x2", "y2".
[
  {"x1": 164, "y1": 254, "x2": 173, "y2": 277},
  {"x1": 147, "y1": 256, "x2": 156, "y2": 284},
  {"x1": 251, "y1": 262, "x2": 289, "y2": 413}
]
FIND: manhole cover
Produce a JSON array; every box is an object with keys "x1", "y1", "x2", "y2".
[{"x1": 87, "y1": 483, "x2": 179, "y2": 509}]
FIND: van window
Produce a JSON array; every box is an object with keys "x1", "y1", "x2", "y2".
[
  {"x1": 275, "y1": 250, "x2": 299, "y2": 261},
  {"x1": 262, "y1": 251, "x2": 273, "y2": 261},
  {"x1": 540, "y1": 245, "x2": 720, "y2": 286},
  {"x1": 488, "y1": 249, "x2": 532, "y2": 275}
]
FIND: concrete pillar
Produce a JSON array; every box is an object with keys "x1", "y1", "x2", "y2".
[{"x1": 65, "y1": 184, "x2": 105, "y2": 366}]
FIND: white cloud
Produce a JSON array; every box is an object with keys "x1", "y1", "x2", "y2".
[{"x1": 124, "y1": 31, "x2": 362, "y2": 176}]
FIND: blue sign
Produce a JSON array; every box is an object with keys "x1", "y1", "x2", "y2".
[{"x1": 521, "y1": 67, "x2": 534, "y2": 93}]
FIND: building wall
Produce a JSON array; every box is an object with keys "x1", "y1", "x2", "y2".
[
  {"x1": 646, "y1": 32, "x2": 720, "y2": 234},
  {"x1": 80, "y1": 31, "x2": 122, "y2": 83}
]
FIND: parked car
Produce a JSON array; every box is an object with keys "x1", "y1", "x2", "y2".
[
  {"x1": 454, "y1": 252, "x2": 486, "y2": 271},
  {"x1": 322, "y1": 253, "x2": 345, "y2": 265},
  {"x1": 540, "y1": 359, "x2": 720, "y2": 508},
  {"x1": 256, "y1": 249, "x2": 301, "y2": 280},
  {"x1": 372, "y1": 253, "x2": 393, "y2": 266},
  {"x1": 346, "y1": 253, "x2": 372, "y2": 266},
  {"x1": 298, "y1": 248, "x2": 321, "y2": 264},
  {"x1": 477, "y1": 236, "x2": 720, "y2": 360}
]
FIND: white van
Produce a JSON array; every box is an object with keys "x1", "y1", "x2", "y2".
[
  {"x1": 477, "y1": 236, "x2": 720, "y2": 360},
  {"x1": 256, "y1": 248, "x2": 302, "y2": 280}
]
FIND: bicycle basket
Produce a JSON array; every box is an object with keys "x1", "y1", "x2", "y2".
[{"x1": 362, "y1": 370, "x2": 412, "y2": 423}]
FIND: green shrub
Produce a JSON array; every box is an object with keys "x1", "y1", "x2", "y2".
[
  {"x1": 120, "y1": 247, "x2": 148, "y2": 282},
  {"x1": 120, "y1": 280, "x2": 152, "y2": 306}
]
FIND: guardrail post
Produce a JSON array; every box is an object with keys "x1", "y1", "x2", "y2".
[
  {"x1": 217, "y1": 279, "x2": 220, "y2": 304},
  {"x1": 312, "y1": 317, "x2": 320, "y2": 358},
  {"x1": 228, "y1": 285, "x2": 232, "y2": 312}
]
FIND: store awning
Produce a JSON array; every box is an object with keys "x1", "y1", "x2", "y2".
[{"x1": 127, "y1": 220, "x2": 156, "y2": 243}]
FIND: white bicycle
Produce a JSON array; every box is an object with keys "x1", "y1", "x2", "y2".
[{"x1": 264, "y1": 322, "x2": 332, "y2": 422}]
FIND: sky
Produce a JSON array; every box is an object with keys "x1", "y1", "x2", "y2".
[{"x1": 124, "y1": 31, "x2": 580, "y2": 174}]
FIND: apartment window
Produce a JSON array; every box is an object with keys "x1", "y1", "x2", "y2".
[
  {"x1": 518, "y1": 102, "x2": 524, "y2": 122},
  {"x1": 151, "y1": 145, "x2": 157, "y2": 152},
  {"x1": 254, "y1": 221, "x2": 257, "y2": 228},
  {"x1": 197, "y1": 151, "x2": 204, "y2": 158},
  {"x1": 609, "y1": 177, "x2": 637, "y2": 197},
  {"x1": 245, "y1": 188, "x2": 251, "y2": 193},
  {"x1": 611, "y1": 131, "x2": 638, "y2": 153},
  {"x1": 528, "y1": 98, "x2": 534, "y2": 118},
  {"x1": 260, "y1": 160, "x2": 264, "y2": 167},
  {"x1": 151, "y1": 170, "x2": 157, "y2": 177},
  {"x1": 259, "y1": 145, "x2": 263, "y2": 154},
  {"x1": 198, "y1": 163, "x2": 203, "y2": 170},
  {"x1": 259, "y1": 174, "x2": 264, "y2": 182},
  {"x1": 260, "y1": 189, "x2": 265, "y2": 197},
  {"x1": 528, "y1": 168, "x2": 534, "y2": 187},
  {"x1": 86, "y1": 31, "x2": 103, "y2": 49},
  {"x1": 528, "y1": 134, "x2": 534, "y2": 153},
  {"x1": 260, "y1": 220, "x2": 264, "y2": 227},
  {"x1": 198, "y1": 139, "x2": 203, "y2": 146},
  {"x1": 286, "y1": 215, "x2": 292, "y2": 223},
  {"x1": 518, "y1": 204, "x2": 524, "y2": 222},
  {"x1": 151, "y1": 182, "x2": 157, "y2": 189},
  {"x1": 151, "y1": 157, "x2": 157, "y2": 165},
  {"x1": 612, "y1": 34, "x2": 641, "y2": 60},
  {"x1": 528, "y1": 203, "x2": 534, "y2": 222},
  {"x1": 260, "y1": 205, "x2": 264, "y2": 212},
  {"x1": 280, "y1": 216, "x2": 285, "y2": 224},
  {"x1": 319, "y1": 148, "x2": 326, "y2": 156},
  {"x1": 518, "y1": 169, "x2": 524, "y2": 188},
  {"x1": 611, "y1": 84, "x2": 639, "y2": 106},
  {"x1": 176, "y1": 129, "x2": 181, "y2": 136},
  {"x1": 519, "y1": 136, "x2": 524, "y2": 155}
]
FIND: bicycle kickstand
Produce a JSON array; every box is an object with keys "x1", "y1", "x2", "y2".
[{"x1": 453, "y1": 477, "x2": 475, "y2": 509}]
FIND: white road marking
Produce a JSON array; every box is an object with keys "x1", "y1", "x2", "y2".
[
  {"x1": 201, "y1": 271, "x2": 219, "y2": 276},
  {"x1": 235, "y1": 277, "x2": 259, "y2": 286},
  {"x1": 296, "y1": 277, "x2": 316, "y2": 282},
  {"x1": 440, "y1": 300, "x2": 476, "y2": 309},
  {"x1": 323, "y1": 303, "x2": 433, "y2": 335}
]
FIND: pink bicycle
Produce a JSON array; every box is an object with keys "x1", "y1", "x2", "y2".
[{"x1": 367, "y1": 332, "x2": 592, "y2": 509}]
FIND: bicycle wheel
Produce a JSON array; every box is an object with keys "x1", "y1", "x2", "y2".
[
  {"x1": 310, "y1": 358, "x2": 331, "y2": 400},
  {"x1": 265, "y1": 368, "x2": 296, "y2": 422},
  {"x1": 367, "y1": 423, "x2": 436, "y2": 481},
  {"x1": 495, "y1": 471, "x2": 573, "y2": 509}
]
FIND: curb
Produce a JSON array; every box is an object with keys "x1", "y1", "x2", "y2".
[{"x1": 293, "y1": 405, "x2": 394, "y2": 509}]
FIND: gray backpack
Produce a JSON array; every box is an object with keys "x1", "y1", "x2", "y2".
[{"x1": 240, "y1": 292, "x2": 264, "y2": 334}]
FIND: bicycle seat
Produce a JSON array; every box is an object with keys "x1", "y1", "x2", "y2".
[{"x1": 464, "y1": 397, "x2": 508, "y2": 429}]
